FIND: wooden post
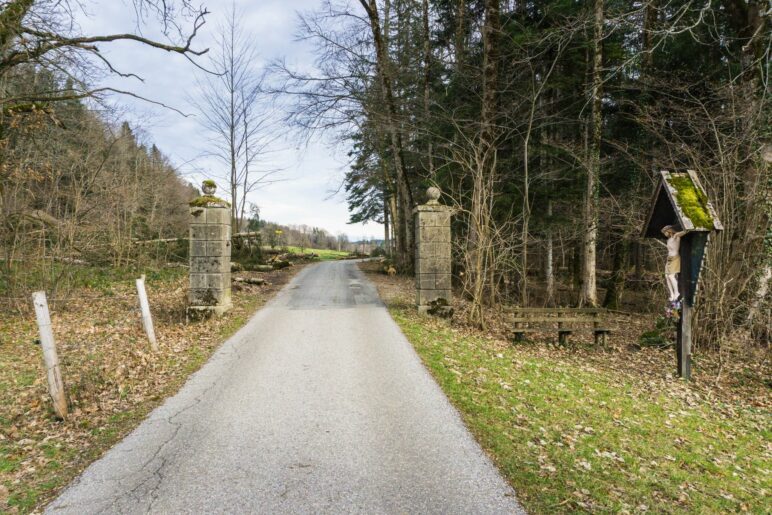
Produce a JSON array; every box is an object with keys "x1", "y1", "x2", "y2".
[
  {"x1": 677, "y1": 235, "x2": 692, "y2": 379},
  {"x1": 557, "y1": 312, "x2": 569, "y2": 346},
  {"x1": 31, "y1": 292, "x2": 68, "y2": 419},
  {"x1": 592, "y1": 312, "x2": 605, "y2": 346},
  {"x1": 514, "y1": 320, "x2": 525, "y2": 342},
  {"x1": 136, "y1": 276, "x2": 159, "y2": 352}
]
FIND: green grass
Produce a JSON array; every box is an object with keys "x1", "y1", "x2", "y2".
[
  {"x1": 390, "y1": 307, "x2": 771, "y2": 513},
  {"x1": 278, "y1": 246, "x2": 352, "y2": 261},
  {"x1": 0, "y1": 263, "x2": 186, "y2": 296},
  {"x1": 1, "y1": 443, "x2": 78, "y2": 512},
  {"x1": 0, "y1": 445, "x2": 20, "y2": 474}
]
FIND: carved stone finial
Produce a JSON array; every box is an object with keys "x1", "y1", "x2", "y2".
[
  {"x1": 202, "y1": 179, "x2": 217, "y2": 195},
  {"x1": 190, "y1": 179, "x2": 230, "y2": 208},
  {"x1": 426, "y1": 186, "x2": 441, "y2": 205}
]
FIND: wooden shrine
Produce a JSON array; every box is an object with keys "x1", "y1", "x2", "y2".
[{"x1": 642, "y1": 170, "x2": 723, "y2": 380}]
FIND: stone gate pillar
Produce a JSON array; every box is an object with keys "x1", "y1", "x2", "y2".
[
  {"x1": 188, "y1": 180, "x2": 232, "y2": 317},
  {"x1": 414, "y1": 187, "x2": 453, "y2": 313}
]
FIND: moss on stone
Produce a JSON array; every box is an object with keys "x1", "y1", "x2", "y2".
[
  {"x1": 189, "y1": 195, "x2": 230, "y2": 208},
  {"x1": 667, "y1": 175, "x2": 713, "y2": 230},
  {"x1": 202, "y1": 179, "x2": 217, "y2": 189}
]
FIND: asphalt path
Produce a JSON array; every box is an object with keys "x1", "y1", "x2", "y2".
[{"x1": 47, "y1": 260, "x2": 524, "y2": 514}]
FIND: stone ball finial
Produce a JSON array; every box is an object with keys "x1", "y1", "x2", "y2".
[
  {"x1": 202, "y1": 179, "x2": 217, "y2": 195},
  {"x1": 426, "y1": 186, "x2": 441, "y2": 205}
]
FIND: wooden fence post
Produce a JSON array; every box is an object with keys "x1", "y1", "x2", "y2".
[
  {"x1": 136, "y1": 275, "x2": 159, "y2": 352},
  {"x1": 31, "y1": 291, "x2": 68, "y2": 419}
]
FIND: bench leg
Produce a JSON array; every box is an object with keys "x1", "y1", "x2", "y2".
[
  {"x1": 594, "y1": 331, "x2": 607, "y2": 346},
  {"x1": 513, "y1": 332, "x2": 525, "y2": 343},
  {"x1": 558, "y1": 331, "x2": 570, "y2": 346}
]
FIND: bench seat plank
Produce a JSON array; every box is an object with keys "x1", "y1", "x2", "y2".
[
  {"x1": 512, "y1": 328, "x2": 613, "y2": 333},
  {"x1": 503, "y1": 307, "x2": 605, "y2": 314},
  {"x1": 509, "y1": 317, "x2": 600, "y2": 324}
]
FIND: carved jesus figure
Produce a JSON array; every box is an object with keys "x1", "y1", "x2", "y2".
[{"x1": 661, "y1": 225, "x2": 688, "y2": 302}]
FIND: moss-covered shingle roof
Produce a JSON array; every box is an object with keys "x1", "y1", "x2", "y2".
[
  {"x1": 665, "y1": 174, "x2": 714, "y2": 230},
  {"x1": 642, "y1": 170, "x2": 723, "y2": 238}
]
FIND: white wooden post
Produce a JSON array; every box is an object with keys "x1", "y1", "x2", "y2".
[
  {"x1": 136, "y1": 276, "x2": 159, "y2": 352},
  {"x1": 31, "y1": 291, "x2": 68, "y2": 419}
]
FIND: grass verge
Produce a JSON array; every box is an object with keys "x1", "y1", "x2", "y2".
[
  {"x1": 361, "y1": 264, "x2": 770, "y2": 513},
  {"x1": 0, "y1": 265, "x2": 301, "y2": 513},
  {"x1": 393, "y1": 308, "x2": 770, "y2": 513}
]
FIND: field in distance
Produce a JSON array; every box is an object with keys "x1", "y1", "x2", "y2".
[{"x1": 268, "y1": 246, "x2": 354, "y2": 261}]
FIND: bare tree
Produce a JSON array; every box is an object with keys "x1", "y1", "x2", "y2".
[
  {"x1": 190, "y1": 5, "x2": 280, "y2": 232},
  {"x1": 460, "y1": 0, "x2": 500, "y2": 327},
  {"x1": 0, "y1": 0, "x2": 208, "y2": 112}
]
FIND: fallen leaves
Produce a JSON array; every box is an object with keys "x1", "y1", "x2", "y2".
[
  {"x1": 361, "y1": 261, "x2": 772, "y2": 514},
  {"x1": 0, "y1": 266, "x2": 301, "y2": 513},
  {"x1": 594, "y1": 449, "x2": 625, "y2": 464},
  {"x1": 576, "y1": 459, "x2": 592, "y2": 471}
]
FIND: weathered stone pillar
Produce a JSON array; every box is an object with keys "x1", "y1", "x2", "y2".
[
  {"x1": 414, "y1": 187, "x2": 453, "y2": 313},
  {"x1": 188, "y1": 180, "x2": 232, "y2": 317}
]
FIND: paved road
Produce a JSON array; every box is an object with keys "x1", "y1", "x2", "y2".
[{"x1": 47, "y1": 261, "x2": 523, "y2": 514}]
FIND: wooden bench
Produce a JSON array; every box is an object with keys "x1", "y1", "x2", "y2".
[{"x1": 502, "y1": 307, "x2": 612, "y2": 345}]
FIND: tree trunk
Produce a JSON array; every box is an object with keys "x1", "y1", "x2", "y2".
[
  {"x1": 580, "y1": 0, "x2": 603, "y2": 307},
  {"x1": 603, "y1": 239, "x2": 629, "y2": 309},
  {"x1": 383, "y1": 197, "x2": 391, "y2": 257},
  {"x1": 360, "y1": 0, "x2": 415, "y2": 272},
  {"x1": 228, "y1": 20, "x2": 239, "y2": 234},
  {"x1": 522, "y1": 65, "x2": 558, "y2": 306},
  {"x1": 642, "y1": 0, "x2": 657, "y2": 71},
  {"x1": 422, "y1": 0, "x2": 434, "y2": 177},
  {"x1": 545, "y1": 200, "x2": 555, "y2": 305},
  {"x1": 633, "y1": 240, "x2": 644, "y2": 282},
  {"x1": 454, "y1": 0, "x2": 466, "y2": 73},
  {"x1": 572, "y1": 241, "x2": 581, "y2": 294},
  {"x1": 389, "y1": 193, "x2": 399, "y2": 258},
  {"x1": 721, "y1": 0, "x2": 766, "y2": 82}
]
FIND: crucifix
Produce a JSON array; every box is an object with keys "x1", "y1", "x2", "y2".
[{"x1": 642, "y1": 171, "x2": 723, "y2": 380}]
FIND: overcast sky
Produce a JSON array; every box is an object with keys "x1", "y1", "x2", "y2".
[{"x1": 75, "y1": 0, "x2": 382, "y2": 241}]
